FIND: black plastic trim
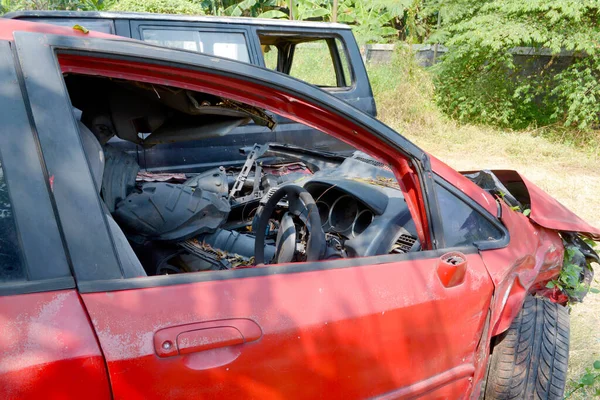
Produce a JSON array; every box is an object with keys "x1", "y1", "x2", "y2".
[
  {"x1": 0, "y1": 277, "x2": 75, "y2": 296},
  {"x1": 14, "y1": 32, "x2": 125, "y2": 282},
  {"x1": 0, "y1": 41, "x2": 72, "y2": 286},
  {"x1": 78, "y1": 246, "x2": 479, "y2": 293}
]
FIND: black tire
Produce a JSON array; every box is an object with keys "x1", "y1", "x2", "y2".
[{"x1": 484, "y1": 296, "x2": 570, "y2": 400}]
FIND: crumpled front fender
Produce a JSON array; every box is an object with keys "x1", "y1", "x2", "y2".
[{"x1": 490, "y1": 170, "x2": 600, "y2": 240}]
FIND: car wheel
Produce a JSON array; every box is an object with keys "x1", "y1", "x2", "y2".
[{"x1": 484, "y1": 295, "x2": 570, "y2": 400}]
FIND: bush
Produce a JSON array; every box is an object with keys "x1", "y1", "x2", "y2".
[
  {"x1": 108, "y1": 0, "x2": 204, "y2": 15},
  {"x1": 368, "y1": 45, "x2": 442, "y2": 133},
  {"x1": 434, "y1": 0, "x2": 600, "y2": 130}
]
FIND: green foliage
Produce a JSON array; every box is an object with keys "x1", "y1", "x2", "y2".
[
  {"x1": 434, "y1": 0, "x2": 600, "y2": 130},
  {"x1": 546, "y1": 246, "x2": 598, "y2": 301},
  {"x1": 108, "y1": 0, "x2": 204, "y2": 14},
  {"x1": 1, "y1": 0, "x2": 87, "y2": 11},
  {"x1": 0, "y1": 0, "x2": 427, "y2": 43},
  {"x1": 337, "y1": 0, "x2": 408, "y2": 43},
  {"x1": 566, "y1": 359, "x2": 600, "y2": 398},
  {"x1": 80, "y1": 0, "x2": 115, "y2": 10},
  {"x1": 257, "y1": 9, "x2": 286, "y2": 18}
]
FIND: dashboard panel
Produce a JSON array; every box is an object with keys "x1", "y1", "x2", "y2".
[
  {"x1": 307, "y1": 183, "x2": 378, "y2": 239},
  {"x1": 304, "y1": 179, "x2": 420, "y2": 257}
]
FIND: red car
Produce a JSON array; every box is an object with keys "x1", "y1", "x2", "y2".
[{"x1": 0, "y1": 20, "x2": 598, "y2": 400}]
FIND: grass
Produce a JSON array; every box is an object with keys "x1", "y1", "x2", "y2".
[{"x1": 367, "y1": 49, "x2": 600, "y2": 398}]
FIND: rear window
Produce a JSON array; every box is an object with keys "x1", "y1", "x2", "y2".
[
  {"x1": 0, "y1": 156, "x2": 25, "y2": 282},
  {"x1": 142, "y1": 29, "x2": 250, "y2": 62}
]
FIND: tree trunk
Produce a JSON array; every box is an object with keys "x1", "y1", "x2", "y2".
[{"x1": 333, "y1": 0, "x2": 338, "y2": 22}]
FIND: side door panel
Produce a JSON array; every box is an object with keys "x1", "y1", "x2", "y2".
[
  {"x1": 81, "y1": 252, "x2": 493, "y2": 399},
  {"x1": 0, "y1": 40, "x2": 110, "y2": 399}
]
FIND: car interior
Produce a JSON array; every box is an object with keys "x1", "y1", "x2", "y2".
[{"x1": 65, "y1": 73, "x2": 421, "y2": 278}]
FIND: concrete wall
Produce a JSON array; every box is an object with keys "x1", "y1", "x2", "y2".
[
  {"x1": 362, "y1": 44, "x2": 447, "y2": 66},
  {"x1": 362, "y1": 44, "x2": 578, "y2": 74}
]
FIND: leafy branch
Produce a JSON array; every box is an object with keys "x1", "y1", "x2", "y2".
[
  {"x1": 546, "y1": 243, "x2": 599, "y2": 303},
  {"x1": 566, "y1": 360, "x2": 600, "y2": 398}
]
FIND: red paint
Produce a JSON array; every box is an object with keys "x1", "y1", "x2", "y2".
[
  {"x1": 436, "y1": 252, "x2": 468, "y2": 288},
  {"x1": 399, "y1": 158, "x2": 431, "y2": 249},
  {"x1": 518, "y1": 173, "x2": 600, "y2": 239},
  {"x1": 82, "y1": 253, "x2": 493, "y2": 399},
  {"x1": 0, "y1": 290, "x2": 111, "y2": 399},
  {"x1": 482, "y1": 201, "x2": 564, "y2": 336}
]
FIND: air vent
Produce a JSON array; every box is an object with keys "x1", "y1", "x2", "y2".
[
  {"x1": 391, "y1": 234, "x2": 417, "y2": 254},
  {"x1": 354, "y1": 156, "x2": 391, "y2": 171}
]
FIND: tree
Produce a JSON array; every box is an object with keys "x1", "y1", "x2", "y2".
[
  {"x1": 433, "y1": 0, "x2": 600, "y2": 129},
  {"x1": 109, "y1": 0, "x2": 204, "y2": 14}
]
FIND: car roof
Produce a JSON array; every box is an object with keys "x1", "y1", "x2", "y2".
[
  {"x1": 0, "y1": 18, "x2": 130, "y2": 41},
  {"x1": 4, "y1": 10, "x2": 352, "y2": 30}
]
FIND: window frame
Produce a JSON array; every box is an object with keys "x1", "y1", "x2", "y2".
[
  {"x1": 433, "y1": 174, "x2": 510, "y2": 251},
  {"x1": 257, "y1": 30, "x2": 356, "y2": 92},
  {"x1": 14, "y1": 31, "x2": 444, "y2": 294},
  {"x1": 0, "y1": 41, "x2": 74, "y2": 296}
]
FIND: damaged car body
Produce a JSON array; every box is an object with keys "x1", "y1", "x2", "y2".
[{"x1": 1, "y1": 20, "x2": 599, "y2": 400}]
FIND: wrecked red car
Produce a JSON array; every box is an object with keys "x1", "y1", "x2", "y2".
[{"x1": 0, "y1": 20, "x2": 598, "y2": 400}]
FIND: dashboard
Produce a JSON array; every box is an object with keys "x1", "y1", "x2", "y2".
[
  {"x1": 310, "y1": 184, "x2": 377, "y2": 238},
  {"x1": 303, "y1": 178, "x2": 420, "y2": 257}
]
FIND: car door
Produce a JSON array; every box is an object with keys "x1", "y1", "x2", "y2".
[
  {"x1": 15, "y1": 31, "x2": 495, "y2": 399},
  {"x1": 0, "y1": 40, "x2": 111, "y2": 399}
]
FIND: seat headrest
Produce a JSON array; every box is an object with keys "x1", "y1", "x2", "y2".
[{"x1": 78, "y1": 120, "x2": 104, "y2": 193}]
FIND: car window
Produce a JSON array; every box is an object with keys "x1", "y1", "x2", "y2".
[
  {"x1": 436, "y1": 181, "x2": 503, "y2": 247},
  {"x1": 262, "y1": 44, "x2": 278, "y2": 70},
  {"x1": 142, "y1": 29, "x2": 250, "y2": 63},
  {"x1": 336, "y1": 39, "x2": 351, "y2": 87},
  {"x1": 260, "y1": 36, "x2": 352, "y2": 88},
  {"x1": 0, "y1": 156, "x2": 25, "y2": 282},
  {"x1": 289, "y1": 40, "x2": 337, "y2": 86}
]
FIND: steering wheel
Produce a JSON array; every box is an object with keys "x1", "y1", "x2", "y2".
[{"x1": 254, "y1": 185, "x2": 326, "y2": 265}]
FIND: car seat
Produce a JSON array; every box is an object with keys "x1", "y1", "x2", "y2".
[{"x1": 78, "y1": 120, "x2": 147, "y2": 278}]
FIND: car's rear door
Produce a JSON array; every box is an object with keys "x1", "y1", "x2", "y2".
[{"x1": 15, "y1": 31, "x2": 495, "y2": 399}]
